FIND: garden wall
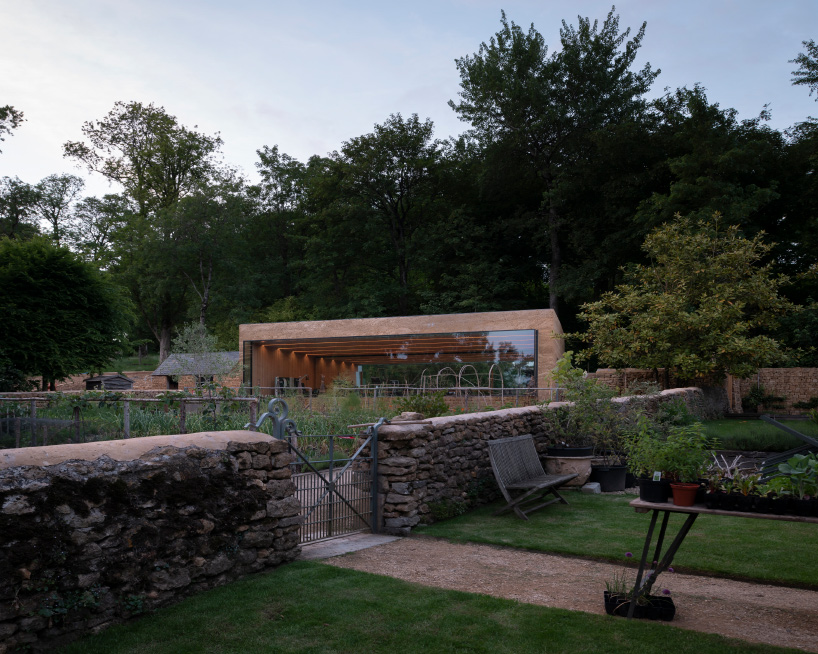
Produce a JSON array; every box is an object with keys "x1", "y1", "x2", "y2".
[
  {"x1": 730, "y1": 368, "x2": 818, "y2": 414},
  {"x1": 374, "y1": 387, "x2": 706, "y2": 535},
  {"x1": 0, "y1": 431, "x2": 301, "y2": 652}
]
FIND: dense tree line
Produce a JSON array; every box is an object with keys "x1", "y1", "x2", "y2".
[{"x1": 2, "y1": 8, "x2": 817, "y2": 386}]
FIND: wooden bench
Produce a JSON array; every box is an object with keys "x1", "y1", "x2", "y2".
[{"x1": 488, "y1": 434, "x2": 578, "y2": 520}]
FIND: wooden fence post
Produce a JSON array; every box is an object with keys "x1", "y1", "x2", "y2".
[
  {"x1": 179, "y1": 400, "x2": 186, "y2": 434},
  {"x1": 73, "y1": 407, "x2": 81, "y2": 443},
  {"x1": 248, "y1": 399, "x2": 257, "y2": 430},
  {"x1": 14, "y1": 417, "x2": 21, "y2": 448},
  {"x1": 30, "y1": 400, "x2": 37, "y2": 447},
  {"x1": 123, "y1": 400, "x2": 130, "y2": 439}
]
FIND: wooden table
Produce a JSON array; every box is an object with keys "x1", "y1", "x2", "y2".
[{"x1": 626, "y1": 498, "x2": 818, "y2": 619}]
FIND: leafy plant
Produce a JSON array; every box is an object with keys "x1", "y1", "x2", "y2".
[
  {"x1": 393, "y1": 391, "x2": 449, "y2": 418},
  {"x1": 742, "y1": 385, "x2": 786, "y2": 413},
  {"x1": 544, "y1": 352, "x2": 631, "y2": 463},
  {"x1": 662, "y1": 423, "x2": 716, "y2": 483},
  {"x1": 792, "y1": 396, "x2": 818, "y2": 410},
  {"x1": 778, "y1": 452, "x2": 818, "y2": 499}
]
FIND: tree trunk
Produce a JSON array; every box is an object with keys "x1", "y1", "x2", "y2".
[
  {"x1": 159, "y1": 324, "x2": 173, "y2": 362},
  {"x1": 548, "y1": 205, "x2": 561, "y2": 315}
]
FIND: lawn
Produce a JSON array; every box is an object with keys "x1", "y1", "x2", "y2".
[
  {"x1": 416, "y1": 492, "x2": 818, "y2": 588},
  {"x1": 60, "y1": 560, "x2": 800, "y2": 654},
  {"x1": 106, "y1": 353, "x2": 160, "y2": 372},
  {"x1": 702, "y1": 417, "x2": 817, "y2": 452}
]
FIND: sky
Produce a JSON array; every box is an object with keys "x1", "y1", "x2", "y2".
[{"x1": 2, "y1": 0, "x2": 816, "y2": 198}]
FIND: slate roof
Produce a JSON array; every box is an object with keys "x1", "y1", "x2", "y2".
[{"x1": 151, "y1": 352, "x2": 241, "y2": 376}]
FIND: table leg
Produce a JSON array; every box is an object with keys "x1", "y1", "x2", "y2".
[{"x1": 627, "y1": 510, "x2": 698, "y2": 618}]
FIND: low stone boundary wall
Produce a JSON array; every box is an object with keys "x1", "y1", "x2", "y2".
[
  {"x1": 0, "y1": 431, "x2": 301, "y2": 652},
  {"x1": 375, "y1": 388, "x2": 705, "y2": 535}
]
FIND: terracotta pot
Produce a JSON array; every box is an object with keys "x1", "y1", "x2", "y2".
[
  {"x1": 670, "y1": 482, "x2": 700, "y2": 507},
  {"x1": 545, "y1": 455, "x2": 593, "y2": 486}
]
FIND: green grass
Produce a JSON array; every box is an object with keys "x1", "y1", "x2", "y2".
[
  {"x1": 104, "y1": 353, "x2": 160, "y2": 372},
  {"x1": 416, "y1": 493, "x2": 818, "y2": 587},
  {"x1": 59, "y1": 561, "x2": 798, "y2": 654},
  {"x1": 702, "y1": 418, "x2": 817, "y2": 451}
]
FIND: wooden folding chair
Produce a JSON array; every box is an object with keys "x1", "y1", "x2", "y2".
[{"x1": 488, "y1": 434, "x2": 578, "y2": 520}]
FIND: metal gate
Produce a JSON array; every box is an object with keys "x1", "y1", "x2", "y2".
[{"x1": 248, "y1": 399, "x2": 383, "y2": 544}]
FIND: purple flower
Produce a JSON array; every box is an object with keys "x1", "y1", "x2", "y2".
[
  {"x1": 625, "y1": 552, "x2": 633, "y2": 558},
  {"x1": 662, "y1": 588, "x2": 671, "y2": 595},
  {"x1": 668, "y1": 567, "x2": 674, "y2": 573}
]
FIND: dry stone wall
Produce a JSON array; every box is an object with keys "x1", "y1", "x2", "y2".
[
  {"x1": 375, "y1": 388, "x2": 706, "y2": 535},
  {"x1": 0, "y1": 431, "x2": 301, "y2": 652},
  {"x1": 733, "y1": 368, "x2": 818, "y2": 414}
]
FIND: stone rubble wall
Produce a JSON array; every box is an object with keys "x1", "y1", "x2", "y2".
[
  {"x1": 375, "y1": 388, "x2": 706, "y2": 535},
  {"x1": 0, "y1": 432, "x2": 301, "y2": 652},
  {"x1": 733, "y1": 368, "x2": 818, "y2": 414}
]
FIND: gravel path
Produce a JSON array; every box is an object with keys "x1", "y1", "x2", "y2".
[{"x1": 325, "y1": 536, "x2": 818, "y2": 653}]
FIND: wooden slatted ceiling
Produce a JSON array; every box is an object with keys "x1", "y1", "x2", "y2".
[{"x1": 258, "y1": 331, "x2": 535, "y2": 365}]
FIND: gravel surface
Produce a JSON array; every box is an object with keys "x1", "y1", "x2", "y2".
[{"x1": 325, "y1": 536, "x2": 818, "y2": 652}]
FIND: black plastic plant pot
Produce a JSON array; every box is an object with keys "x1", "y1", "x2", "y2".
[
  {"x1": 603, "y1": 591, "x2": 675, "y2": 621},
  {"x1": 592, "y1": 465, "x2": 627, "y2": 492},
  {"x1": 546, "y1": 445, "x2": 594, "y2": 457},
  {"x1": 637, "y1": 478, "x2": 670, "y2": 503},
  {"x1": 705, "y1": 490, "x2": 725, "y2": 510}
]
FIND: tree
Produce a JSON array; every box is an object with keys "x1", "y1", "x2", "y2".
[
  {"x1": 294, "y1": 114, "x2": 446, "y2": 317},
  {"x1": 0, "y1": 177, "x2": 40, "y2": 239},
  {"x1": 64, "y1": 101, "x2": 222, "y2": 216},
  {"x1": 69, "y1": 193, "x2": 131, "y2": 268},
  {"x1": 163, "y1": 322, "x2": 236, "y2": 387},
  {"x1": 791, "y1": 39, "x2": 818, "y2": 99},
  {"x1": 0, "y1": 105, "x2": 24, "y2": 153},
  {"x1": 450, "y1": 8, "x2": 658, "y2": 313},
  {"x1": 574, "y1": 212, "x2": 793, "y2": 385},
  {"x1": 64, "y1": 101, "x2": 224, "y2": 360},
  {"x1": 33, "y1": 173, "x2": 85, "y2": 245},
  {"x1": 0, "y1": 237, "x2": 131, "y2": 390}
]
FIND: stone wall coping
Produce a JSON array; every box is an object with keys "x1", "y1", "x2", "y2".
[
  {"x1": 0, "y1": 430, "x2": 272, "y2": 469},
  {"x1": 379, "y1": 404, "x2": 543, "y2": 434}
]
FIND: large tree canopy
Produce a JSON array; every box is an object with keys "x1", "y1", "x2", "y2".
[
  {"x1": 63, "y1": 101, "x2": 222, "y2": 216},
  {"x1": 64, "y1": 101, "x2": 225, "y2": 360},
  {"x1": 574, "y1": 213, "x2": 793, "y2": 383},
  {"x1": 0, "y1": 237, "x2": 131, "y2": 390},
  {"x1": 450, "y1": 8, "x2": 658, "y2": 313}
]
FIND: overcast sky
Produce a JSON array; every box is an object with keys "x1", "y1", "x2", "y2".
[{"x1": 2, "y1": 0, "x2": 816, "y2": 198}]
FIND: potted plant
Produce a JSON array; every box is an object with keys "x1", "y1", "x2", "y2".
[
  {"x1": 624, "y1": 415, "x2": 671, "y2": 502},
  {"x1": 663, "y1": 424, "x2": 716, "y2": 507},
  {"x1": 603, "y1": 554, "x2": 675, "y2": 621},
  {"x1": 543, "y1": 353, "x2": 629, "y2": 490},
  {"x1": 778, "y1": 453, "x2": 818, "y2": 516}
]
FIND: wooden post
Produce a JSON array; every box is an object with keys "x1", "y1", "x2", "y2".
[
  {"x1": 73, "y1": 406, "x2": 81, "y2": 443},
  {"x1": 123, "y1": 400, "x2": 130, "y2": 439},
  {"x1": 248, "y1": 399, "x2": 257, "y2": 431},
  {"x1": 179, "y1": 400, "x2": 186, "y2": 434},
  {"x1": 14, "y1": 417, "x2": 21, "y2": 448},
  {"x1": 30, "y1": 400, "x2": 37, "y2": 447}
]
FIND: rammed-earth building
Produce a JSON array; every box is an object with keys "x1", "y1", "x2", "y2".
[{"x1": 238, "y1": 310, "x2": 564, "y2": 396}]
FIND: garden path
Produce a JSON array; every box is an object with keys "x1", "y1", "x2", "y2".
[{"x1": 325, "y1": 535, "x2": 818, "y2": 653}]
